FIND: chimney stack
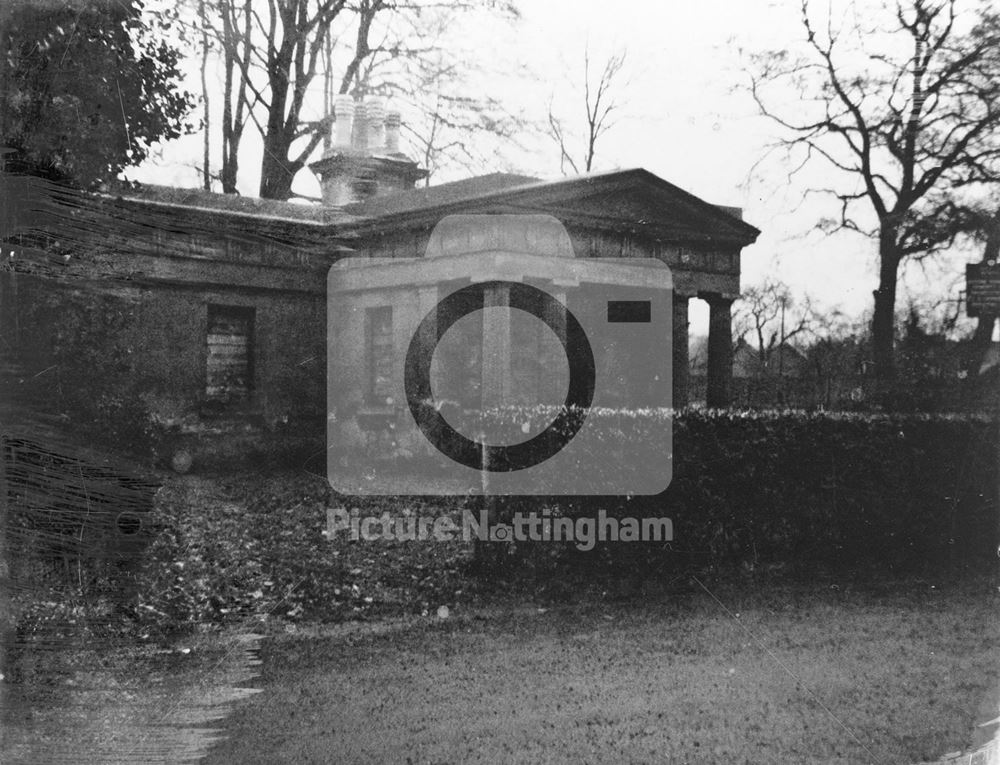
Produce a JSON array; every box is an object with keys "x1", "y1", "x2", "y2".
[{"x1": 311, "y1": 96, "x2": 427, "y2": 206}]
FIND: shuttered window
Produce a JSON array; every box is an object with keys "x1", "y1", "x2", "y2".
[
  {"x1": 206, "y1": 305, "x2": 254, "y2": 402},
  {"x1": 366, "y1": 306, "x2": 393, "y2": 404}
]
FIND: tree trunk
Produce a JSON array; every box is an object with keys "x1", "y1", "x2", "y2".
[
  {"x1": 872, "y1": 232, "x2": 902, "y2": 387},
  {"x1": 220, "y1": 0, "x2": 251, "y2": 195},
  {"x1": 963, "y1": 316, "x2": 996, "y2": 401},
  {"x1": 258, "y1": 40, "x2": 295, "y2": 200},
  {"x1": 220, "y1": 48, "x2": 238, "y2": 194},
  {"x1": 258, "y1": 142, "x2": 300, "y2": 200},
  {"x1": 199, "y1": 0, "x2": 210, "y2": 191}
]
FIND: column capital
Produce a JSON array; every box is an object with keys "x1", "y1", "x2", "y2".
[{"x1": 698, "y1": 290, "x2": 738, "y2": 305}]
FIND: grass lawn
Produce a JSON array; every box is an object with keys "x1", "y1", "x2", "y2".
[
  {"x1": 8, "y1": 470, "x2": 998, "y2": 763},
  {"x1": 204, "y1": 576, "x2": 1000, "y2": 764}
]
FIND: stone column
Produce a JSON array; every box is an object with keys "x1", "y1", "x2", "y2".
[
  {"x1": 705, "y1": 293, "x2": 734, "y2": 408},
  {"x1": 541, "y1": 286, "x2": 568, "y2": 406},
  {"x1": 672, "y1": 293, "x2": 690, "y2": 409},
  {"x1": 481, "y1": 282, "x2": 512, "y2": 408},
  {"x1": 416, "y1": 286, "x2": 440, "y2": 392}
]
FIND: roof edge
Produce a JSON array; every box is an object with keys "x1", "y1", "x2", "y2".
[{"x1": 339, "y1": 167, "x2": 760, "y2": 244}]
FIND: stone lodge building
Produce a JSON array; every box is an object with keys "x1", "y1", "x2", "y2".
[{"x1": 3, "y1": 95, "x2": 759, "y2": 467}]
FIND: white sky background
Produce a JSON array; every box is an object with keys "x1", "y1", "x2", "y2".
[{"x1": 127, "y1": 0, "x2": 991, "y2": 338}]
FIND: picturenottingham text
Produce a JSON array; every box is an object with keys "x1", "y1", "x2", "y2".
[{"x1": 325, "y1": 507, "x2": 673, "y2": 551}]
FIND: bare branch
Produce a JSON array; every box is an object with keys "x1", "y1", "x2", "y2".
[
  {"x1": 546, "y1": 45, "x2": 628, "y2": 174},
  {"x1": 744, "y1": 0, "x2": 1000, "y2": 379}
]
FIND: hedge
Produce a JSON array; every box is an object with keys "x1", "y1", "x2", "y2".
[
  {"x1": 480, "y1": 408, "x2": 999, "y2": 575},
  {"x1": 9, "y1": 409, "x2": 997, "y2": 639}
]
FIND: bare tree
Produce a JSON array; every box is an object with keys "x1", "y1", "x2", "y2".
[
  {"x1": 217, "y1": 0, "x2": 255, "y2": 194},
  {"x1": 393, "y1": 52, "x2": 530, "y2": 184},
  {"x1": 181, "y1": 0, "x2": 259, "y2": 194},
  {"x1": 185, "y1": 0, "x2": 520, "y2": 199},
  {"x1": 252, "y1": 0, "x2": 373, "y2": 200},
  {"x1": 746, "y1": 0, "x2": 1000, "y2": 387},
  {"x1": 734, "y1": 278, "x2": 814, "y2": 373},
  {"x1": 198, "y1": 0, "x2": 212, "y2": 190},
  {"x1": 806, "y1": 308, "x2": 870, "y2": 406},
  {"x1": 547, "y1": 46, "x2": 627, "y2": 175},
  {"x1": 185, "y1": 0, "x2": 414, "y2": 198}
]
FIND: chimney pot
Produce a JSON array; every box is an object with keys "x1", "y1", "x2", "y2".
[
  {"x1": 351, "y1": 101, "x2": 367, "y2": 152},
  {"x1": 366, "y1": 97, "x2": 386, "y2": 153},
  {"x1": 385, "y1": 111, "x2": 401, "y2": 154},
  {"x1": 333, "y1": 95, "x2": 355, "y2": 149}
]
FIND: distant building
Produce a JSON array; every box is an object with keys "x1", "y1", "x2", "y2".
[{"x1": 732, "y1": 339, "x2": 809, "y2": 380}]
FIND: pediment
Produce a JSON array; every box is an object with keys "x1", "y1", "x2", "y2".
[{"x1": 344, "y1": 169, "x2": 759, "y2": 247}]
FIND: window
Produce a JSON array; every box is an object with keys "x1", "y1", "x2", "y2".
[
  {"x1": 206, "y1": 305, "x2": 254, "y2": 402},
  {"x1": 432, "y1": 287, "x2": 482, "y2": 410},
  {"x1": 366, "y1": 306, "x2": 394, "y2": 404}
]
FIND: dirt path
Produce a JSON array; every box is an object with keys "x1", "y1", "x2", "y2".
[
  {"x1": 2, "y1": 474, "x2": 268, "y2": 765},
  {"x1": 2, "y1": 630, "x2": 264, "y2": 764}
]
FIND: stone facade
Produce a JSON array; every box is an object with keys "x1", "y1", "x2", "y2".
[
  {"x1": 3, "y1": 110, "x2": 759, "y2": 467},
  {"x1": 327, "y1": 214, "x2": 675, "y2": 464}
]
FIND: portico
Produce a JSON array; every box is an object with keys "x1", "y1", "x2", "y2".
[{"x1": 333, "y1": 168, "x2": 758, "y2": 413}]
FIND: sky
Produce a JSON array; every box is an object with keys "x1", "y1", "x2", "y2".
[{"x1": 127, "y1": 0, "x2": 992, "y2": 339}]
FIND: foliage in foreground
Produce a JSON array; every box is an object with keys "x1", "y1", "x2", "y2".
[
  {"x1": 9, "y1": 409, "x2": 998, "y2": 641},
  {"x1": 1, "y1": 0, "x2": 194, "y2": 186}
]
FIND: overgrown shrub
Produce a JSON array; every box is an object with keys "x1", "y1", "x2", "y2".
[
  {"x1": 13, "y1": 276, "x2": 165, "y2": 459},
  {"x1": 35, "y1": 409, "x2": 993, "y2": 635}
]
